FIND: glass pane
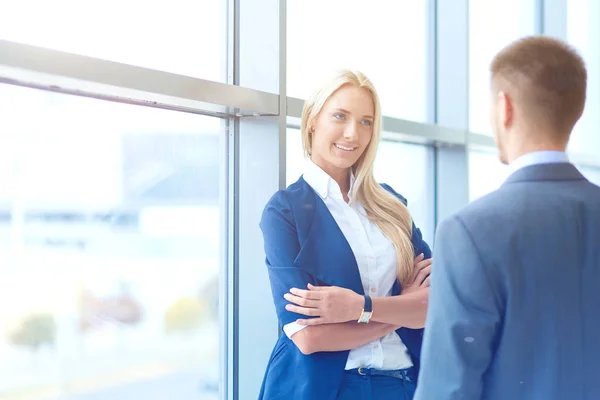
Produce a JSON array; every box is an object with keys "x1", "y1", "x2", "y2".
[
  {"x1": 567, "y1": 0, "x2": 600, "y2": 157},
  {"x1": 374, "y1": 142, "x2": 435, "y2": 245},
  {"x1": 469, "y1": 0, "x2": 537, "y2": 135},
  {"x1": 0, "y1": 84, "x2": 222, "y2": 400},
  {"x1": 286, "y1": 129, "x2": 434, "y2": 245},
  {"x1": 469, "y1": 150, "x2": 510, "y2": 201},
  {"x1": 286, "y1": 129, "x2": 305, "y2": 187},
  {"x1": 0, "y1": 0, "x2": 226, "y2": 81},
  {"x1": 287, "y1": 0, "x2": 428, "y2": 122}
]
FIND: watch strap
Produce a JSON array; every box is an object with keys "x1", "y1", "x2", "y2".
[{"x1": 357, "y1": 295, "x2": 373, "y2": 324}]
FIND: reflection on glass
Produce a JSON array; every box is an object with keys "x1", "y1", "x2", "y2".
[
  {"x1": 286, "y1": 129, "x2": 434, "y2": 244},
  {"x1": 0, "y1": 84, "x2": 222, "y2": 400},
  {"x1": 287, "y1": 0, "x2": 428, "y2": 121},
  {"x1": 468, "y1": 150, "x2": 509, "y2": 201},
  {"x1": 0, "y1": 0, "x2": 226, "y2": 81},
  {"x1": 468, "y1": 0, "x2": 536, "y2": 135}
]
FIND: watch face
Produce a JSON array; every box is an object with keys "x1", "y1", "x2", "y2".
[{"x1": 358, "y1": 311, "x2": 372, "y2": 323}]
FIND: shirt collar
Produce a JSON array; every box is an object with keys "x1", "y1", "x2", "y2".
[
  {"x1": 508, "y1": 151, "x2": 569, "y2": 176},
  {"x1": 303, "y1": 159, "x2": 354, "y2": 200}
]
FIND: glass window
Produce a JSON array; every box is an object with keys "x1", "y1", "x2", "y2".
[
  {"x1": 286, "y1": 129, "x2": 434, "y2": 244},
  {"x1": 0, "y1": 83, "x2": 222, "y2": 400},
  {"x1": 0, "y1": 0, "x2": 226, "y2": 81},
  {"x1": 374, "y1": 142, "x2": 435, "y2": 245},
  {"x1": 567, "y1": 0, "x2": 600, "y2": 157},
  {"x1": 287, "y1": 0, "x2": 428, "y2": 121},
  {"x1": 469, "y1": 0, "x2": 537, "y2": 135},
  {"x1": 468, "y1": 150, "x2": 510, "y2": 201},
  {"x1": 286, "y1": 128, "x2": 306, "y2": 187}
]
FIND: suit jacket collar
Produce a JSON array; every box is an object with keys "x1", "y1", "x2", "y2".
[
  {"x1": 503, "y1": 162, "x2": 586, "y2": 185},
  {"x1": 507, "y1": 151, "x2": 569, "y2": 177}
]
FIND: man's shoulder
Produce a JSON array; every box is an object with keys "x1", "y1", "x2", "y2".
[
  {"x1": 439, "y1": 187, "x2": 526, "y2": 246},
  {"x1": 454, "y1": 188, "x2": 512, "y2": 222},
  {"x1": 450, "y1": 178, "x2": 600, "y2": 236}
]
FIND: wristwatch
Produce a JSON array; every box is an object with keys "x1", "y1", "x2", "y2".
[{"x1": 357, "y1": 295, "x2": 373, "y2": 324}]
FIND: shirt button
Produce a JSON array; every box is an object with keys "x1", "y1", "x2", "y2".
[
  {"x1": 374, "y1": 344, "x2": 379, "y2": 348},
  {"x1": 371, "y1": 288, "x2": 376, "y2": 293}
]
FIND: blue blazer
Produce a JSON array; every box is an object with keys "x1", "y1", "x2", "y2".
[
  {"x1": 414, "y1": 163, "x2": 600, "y2": 400},
  {"x1": 258, "y1": 176, "x2": 432, "y2": 400}
]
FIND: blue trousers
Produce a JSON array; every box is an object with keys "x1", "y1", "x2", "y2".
[{"x1": 337, "y1": 368, "x2": 417, "y2": 400}]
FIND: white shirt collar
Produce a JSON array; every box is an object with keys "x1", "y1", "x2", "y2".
[
  {"x1": 508, "y1": 151, "x2": 569, "y2": 176},
  {"x1": 303, "y1": 159, "x2": 354, "y2": 200}
]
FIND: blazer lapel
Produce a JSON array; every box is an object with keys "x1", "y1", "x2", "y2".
[{"x1": 291, "y1": 178, "x2": 364, "y2": 295}]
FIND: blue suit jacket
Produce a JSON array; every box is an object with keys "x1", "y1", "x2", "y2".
[
  {"x1": 415, "y1": 163, "x2": 600, "y2": 400},
  {"x1": 258, "y1": 177, "x2": 432, "y2": 400}
]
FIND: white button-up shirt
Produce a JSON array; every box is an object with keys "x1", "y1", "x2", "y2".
[
  {"x1": 283, "y1": 160, "x2": 413, "y2": 370},
  {"x1": 508, "y1": 150, "x2": 569, "y2": 176}
]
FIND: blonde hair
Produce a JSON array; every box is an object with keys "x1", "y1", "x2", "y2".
[{"x1": 301, "y1": 70, "x2": 414, "y2": 284}]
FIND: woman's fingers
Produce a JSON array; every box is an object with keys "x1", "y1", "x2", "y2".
[
  {"x1": 296, "y1": 317, "x2": 327, "y2": 326},
  {"x1": 410, "y1": 257, "x2": 432, "y2": 283},
  {"x1": 410, "y1": 254, "x2": 425, "y2": 281},
  {"x1": 284, "y1": 293, "x2": 319, "y2": 308},
  {"x1": 285, "y1": 304, "x2": 321, "y2": 316},
  {"x1": 416, "y1": 257, "x2": 432, "y2": 270},
  {"x1": 415, "y1": 265, "x2": 431, "y2": 285},
  {"x1": 413, "y1": 253, "x2": 425, "y2": 264},
  {"x1": 289, "y1": 288, "x2": 322, "y2": 299}
]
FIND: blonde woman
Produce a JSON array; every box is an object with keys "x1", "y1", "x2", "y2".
[{"x1": 258, "y1": 70, "x2": 432, "y2": 400}]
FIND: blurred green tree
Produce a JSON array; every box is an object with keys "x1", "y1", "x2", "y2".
[{"x1": 8, "y1": 313, "x2": 57, "y2": 351}]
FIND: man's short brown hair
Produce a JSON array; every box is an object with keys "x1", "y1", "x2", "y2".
[{"x1": 490, "y1": 35, "x2": 587, "y2": 136}]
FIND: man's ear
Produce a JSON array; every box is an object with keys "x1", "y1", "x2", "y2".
[{"x1": 498, "y1": 91, "x2": 514, "y2": 130}]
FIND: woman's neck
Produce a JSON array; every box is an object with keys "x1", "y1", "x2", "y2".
[{"x1": 312, "y1": 158, "x2": 351, "y2": 197}]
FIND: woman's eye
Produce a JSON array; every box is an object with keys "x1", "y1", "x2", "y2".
[
  {"x1": 333, "y1": 113, "x2": 345, "y2": 120},
  {"x1": 362, "y1": 119, "x2": 372, "y2": 126}
]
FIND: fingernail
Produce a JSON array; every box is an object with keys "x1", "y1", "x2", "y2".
[
  {"x1": 285, "y1": 304, "x2": 292, "y2": 310},
  {"x1": 283, "y1": 293, "x2": 290, "y2": 299}
]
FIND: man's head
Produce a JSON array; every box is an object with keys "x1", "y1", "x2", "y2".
[{"x1": 489, "y1": 36, "x2": 587, "y2": 164}]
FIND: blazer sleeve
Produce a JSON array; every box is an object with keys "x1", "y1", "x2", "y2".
[
  {"x1": 259, "y1": 190, "x2": 320, "y2": 326},
  {"x1": 414, "y1": 215, "x2": 503, "y2": 400},
  {"x1": 411, "y1": 220, "x2": 432, "y2": 260}
]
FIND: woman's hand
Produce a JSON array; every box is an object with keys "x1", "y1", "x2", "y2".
[
  {"x1": 284, "y1": 284, "x2": 363, "y2": 326},
  {"x1": 401, "y1": 253, "x2": 432, "y2": 295}
]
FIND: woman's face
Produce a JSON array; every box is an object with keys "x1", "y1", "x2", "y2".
[{"x1": 309, "y1": 84, "x2": 375, "y2": 177}]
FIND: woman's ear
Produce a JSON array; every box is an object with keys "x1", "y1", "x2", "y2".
[{"x1": 308, "y1": 120, "x2": 315, "y2": 135}]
